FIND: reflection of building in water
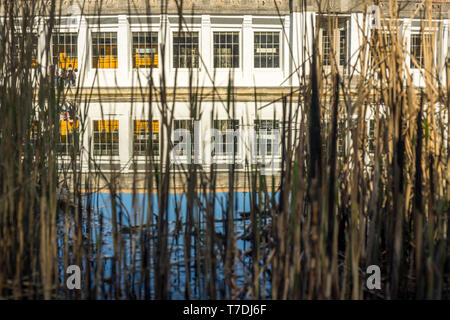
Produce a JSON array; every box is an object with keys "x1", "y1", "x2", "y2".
[{"x1": 18, "y1": 1, "x2": 450, "y2": 172}]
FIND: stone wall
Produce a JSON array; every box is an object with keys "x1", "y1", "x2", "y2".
[
  {"x1": 52, "y1": 0, "x2": 291, "y2": 15},
  {"x1": 4, "y1": 1, "x2": 450, "y2": 17}
]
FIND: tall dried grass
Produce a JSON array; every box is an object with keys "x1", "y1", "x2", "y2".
[{"x1": 0, "y1": 0, "x2": 448, "y2": 299}]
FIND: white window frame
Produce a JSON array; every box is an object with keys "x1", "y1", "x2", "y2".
[
  {"x1": 88, "y1": 24, "x2": 118, "y2": 71},
  {"x1": 91, "y1": 118, "x2": 120, "y2": 159},
  {"x1": 172, "y1": 119, "x2": 199, "y2": 164},
  {"x1": 211, "y1": 26, "x2": 242, "y2": 71},
  {"x1": 132, "y1": 118, "x2": 161, "y2": 159},
  {"x1": 130, "y1": 22, "x2": 161, "y2": 70},
  {"x1": 409, "y1": 26, "x2": 437, "y2": 71},
  {"x1": 318, "y1": 16, "x2": 349, "y2": 73},
  {"x1": 254, "y1": 119, "x2": 281, "y2": 164},
  {"x1": 212, "y1": 119, "x2": 241, "y2": 163},
  {"x1": 170, "y1": 27, "x2": 201, "y2": 70},
  {"x1": 252, "y1": 28, "x2": 282, "y2": 70}
]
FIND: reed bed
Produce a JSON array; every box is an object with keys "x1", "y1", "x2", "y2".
[{"x1": 0, "y1": 0, "x2": 449, "y2": 299}]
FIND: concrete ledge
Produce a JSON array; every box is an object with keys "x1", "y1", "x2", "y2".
[{"x1": 63, "y1": 171, "x2": 281, "y2": 193}]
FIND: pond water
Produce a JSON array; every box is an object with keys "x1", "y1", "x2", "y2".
[{"x1": 59, "y1": 191, "x2": 277, "y2": 299}]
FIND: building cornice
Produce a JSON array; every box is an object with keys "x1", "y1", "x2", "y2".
[{"x1": 3, "y1": 1, "x2": 449, "y2": 17}]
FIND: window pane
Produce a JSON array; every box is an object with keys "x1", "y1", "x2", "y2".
[
  {"x1": 254, "y1": 32, "x2": 279, "y2": 68},
  {"x1": 14, "y1": 32, "x2": 38, "y2": 68},
  {"x1": 93, "y1": 120, "x2": 119, "y2": 156},
  {"x1": 214, "y1": 32, "x2": 239, "y2": 68},
  {"x1": 173, "y1": 32, "x2": 199, "y2": 68},
  {"x1": 132, "y1": 31, "x2": 159, "y2": 68},
  {"x1": 92, "y1": 32, "x2": 118, "y2": 69},
  {"x1": 255, "y1": 120, "x2": 280, "y2": 157},
  {"x1": 213, "y1": 120, "x2": 239, "y2": 156},
  {"x1": 133, "y1": 120, "x2": 159, "y2": 156},
  {"x1": 410, "y1": 33, "x2": 431, "y2": 69}
]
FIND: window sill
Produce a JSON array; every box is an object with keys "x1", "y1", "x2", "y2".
[
  {"x1": 92, "y1": 155, "x2": 120, "y2": 159},
  {"x1": 133, "y1": 68, "x2": 159, "y2": 71},
  {"x1": 253, "y1": 68, "x2": 282, "y2": 71},
  {"x1": 132, "y1": 155, "x2": 161, "y2": 159}
]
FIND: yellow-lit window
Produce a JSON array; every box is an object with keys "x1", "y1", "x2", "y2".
[
  {"x1": 52, "y1": 33, "x2": 78, "y2": 69},
  {"x1": 30, "y1": 121, "x2": 39, "y2": 143},
  {"x1": 132, "y1": 32, "x2": 158, "y2": 68},
  {"x1": 133, "y1": 120, "x2": 159, "y2": 156},
  {"x1": 58, "y1": 120, "x2": 79, "y2": 155},
  {"x1": 14, "y1": 33, "x2": 38, "y2": 67},
  {"x1": 92, "y1": 32, "x2": 118, "y2": 69},
  {"x1": 93, "y1": 120, "x2": 119, "y2": 156}
]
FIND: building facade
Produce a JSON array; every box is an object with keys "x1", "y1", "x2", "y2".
[{"x1": 10, "y1": 0, "x2": 450, "y2": 172}]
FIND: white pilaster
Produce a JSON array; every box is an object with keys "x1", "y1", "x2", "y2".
[
  {"x1": 283, "y1": 14, "x2": 291, "y2": 86},
  {"x1": 349, "y1": 13, "x2": 364, "y2": 75},
  {"x1": 201, "y1": 103, "x2": 213, "y2": 169},
  {"x1": 119, "y1": 112, "x2": 131, "y2": 171},
  {"x1": 291, "y1": 11, "x2": 315, "y2": 85},
  {"x1": 118, "y1": 15, "x2": 131, "y2": 86},
  {"x1": 81, "y1": 116, "x2": 91, "y2": 172},
  {"x1": 242, "y1": 15, "x2": 253, "y2": 86},
  {"x1": 78, "y1": 16, "x2": 90, "y2": 170},
  {"x1": 403, "y1": 19, "x2": 412, "y2": 70},
  {"x1": 77, "y1": 16, "x2": 89, "y2": 87},
  {"x1": 160, "y1": 14, "x2": 170, "y2": 85},
  {"x1": 289, "y1": 12, "x2": 300, "y2": 87},
  {"x1": 38, "y1": 18, "x2": 48, "y2": 75},
  {"x1": 439, "y1": 21, "x2": 448, "y2": 84},
  {"x1": 200, "y1": 15, "x2": 212, "y2": 86}
]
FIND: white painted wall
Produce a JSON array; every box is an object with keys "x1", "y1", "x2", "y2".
[
  {"x1": 32, "y1": 12, "x2": 450, "y2": 172},
  {"x1": 30, "y1": 12, "x2": 450, "y2": 90},
  {"x1": 79, "y1": 101, "x2": 287, "y2": 171}
]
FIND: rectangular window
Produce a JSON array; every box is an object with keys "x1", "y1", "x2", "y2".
[
  {"x1": 213, "y1": 119, "x2": 239, "y2": 156},
  {"x1": 213, "y1": 32, "x2": 239, "y2": 68},
  {"x1": 23, "y1": 120, "x2": 39, "y2": 152},
  {"x1": 254, "y1": 32, "x2": 280, "y2": 68},
  {"x1": 132, "y1": 32, "x2": 158, "y2": 68},
  {"x1": 254, "y1": 120, "x2": 280, "y2": 156},
  {"x1": 58, "y1": 120, "x2": 80, "y2": 155},
  {"x1": 92, "y1": 32, "x2": 118, "y2": 69},
  {"x1": 337, "y1": 120, "x2": 346, "y2": 157},
  {"x1": 173, "y1": 32, "x2": 199, "y2": 68},
  {"x1": 410, "y1": 33, "x2": 433, "y2": 69},
  {"x1": 368, "y1": 119, "x2": 375, "y2": 154},
  {"x1": 370, "y1": 31, "x2": 394, "y2": 66},
  {"x1": 410, "y1": 34, "x2": 422, "y2": 68},
  {"x1": 52, "y1": 33, "x2": 78, "y2": 69},
  {"x1": 93, "y1": 120, "x2": 119, "y2": 156},
  {"x1": 133, "y1": 120, "x2": 159, "y2": 156},
  {"x1": 322, "y1": 28, "x2": 331, "y2": 66},
  {"x1": 14, "y1": 33, "x2": 38, "y2": 67},
  {"x1": 30, "y1": 121, "x2": 39, "y2": 143},
  {"x1": 320, "y1": 19, "x2": 348, "y2": 67},
  {"x1": 339, "y1": 29, "x2": 347, "y2": 67},
  {"x1": 174, "y1": 119, "x2": 197, "y2": 157}
]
